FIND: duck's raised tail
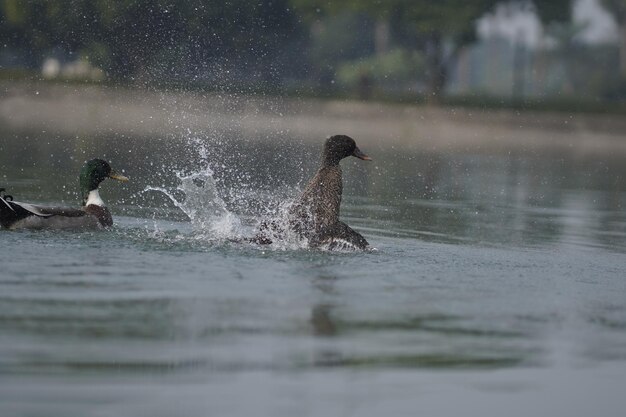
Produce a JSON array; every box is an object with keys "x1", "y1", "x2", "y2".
[{"x1": 1, "y1": 188, "x2": 21, "y2": 229}]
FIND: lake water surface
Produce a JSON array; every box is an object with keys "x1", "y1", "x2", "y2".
[{"x1": 1, "y1": 125, "x2": 625, "y2": 417}]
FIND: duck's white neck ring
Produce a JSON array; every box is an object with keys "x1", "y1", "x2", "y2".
[{"x1": 85, "y1": 189, "x2": 105, "y2": 207}]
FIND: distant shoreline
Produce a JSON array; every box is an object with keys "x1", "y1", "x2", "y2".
[{"x1": 1, "y1": 81, "x2": 625, "y2": 155}]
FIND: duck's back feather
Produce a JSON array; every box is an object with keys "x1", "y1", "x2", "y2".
[
  {"x1": 1, "y1": 198, "x2": 54, "y2": 229},
  {"x1": 9, "y1": 213, "x2": 101, "y2": 230},
  {"x1": 1, "y1": 197, "x2": 108, "y2": 230}
]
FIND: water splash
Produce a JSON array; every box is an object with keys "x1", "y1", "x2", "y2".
[
  {"x1": 253, "y1": 201, "x2": 311, "y2": 251},
  {"x1": 145, "y1": 171, "x2": 241, "y2": 239},
  {"x1": 143, "y1": 136, "x2": 244, "y2": 241}
]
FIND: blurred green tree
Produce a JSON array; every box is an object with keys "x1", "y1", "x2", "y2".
[
  {"x1": 336, "y1": 48, "x2": 425, "y2": 93},
  {"x1": 1, "y1": 0, "x2": 301, "y2": 83}
]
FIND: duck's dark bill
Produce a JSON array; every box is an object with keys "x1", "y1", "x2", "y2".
[
  {"x1": 353, "y1": 147, "x2": 372, "y2": 161},
  {"x1": 109, "y1": 171, "x2": 129, "y2": 181}
]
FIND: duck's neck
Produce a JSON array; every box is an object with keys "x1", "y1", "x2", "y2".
[
  {"x1": 83, "y1": 189, "x2": 105, "y2": 207},
  {"x1": 322, "y1": 154, "x2": 342, "y2": 167}
]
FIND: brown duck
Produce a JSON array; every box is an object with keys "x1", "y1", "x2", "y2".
[
  {"x1": 0, "y1": 159, "x2": 128, "y2": 230},
  {"x1": 256, "y1": 135, "x2": 372, "y2": 249}
]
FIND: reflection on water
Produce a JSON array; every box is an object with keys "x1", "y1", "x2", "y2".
[{"x1": 1, "y1": 127, "x2": 626, "y2": 416}]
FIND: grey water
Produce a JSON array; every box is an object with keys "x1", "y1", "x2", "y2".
[{"x1": 1, "y1": 126, "x2": 625, "y2": 417}]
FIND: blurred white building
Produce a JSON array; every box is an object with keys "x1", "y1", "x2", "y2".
[
  {"x1": 477, "y1": 0, "x2": 618, "y2": 47},
  {"x1": 449, "y1": 0, "x2": 621, "y2": 97}
]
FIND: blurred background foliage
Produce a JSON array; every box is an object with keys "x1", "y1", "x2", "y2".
[{"x1": 1, "y1": 0, "x2": 625, "y2": 106}]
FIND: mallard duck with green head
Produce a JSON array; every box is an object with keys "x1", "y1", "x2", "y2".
[{"x1": 0, "y1": 159, "x2": 128, "y2": 230}]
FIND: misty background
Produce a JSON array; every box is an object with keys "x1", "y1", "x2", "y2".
[{"x1": 2, "y1": 0, "x2": 625, "y2": 108}]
